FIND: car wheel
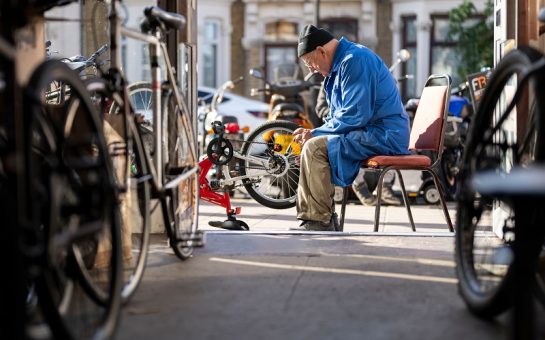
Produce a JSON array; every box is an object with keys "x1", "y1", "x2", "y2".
[{"x1": 423, "y1": 184, "x2": 440, "y2": 205}]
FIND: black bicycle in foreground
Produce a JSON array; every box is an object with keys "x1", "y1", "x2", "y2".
[{"x1": 455, "y1": 43, "x2": 545, "y2": 339}]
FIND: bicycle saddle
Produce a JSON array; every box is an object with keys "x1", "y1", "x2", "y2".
[{"x1": 141, "y1": 6, "x2": 186, "y2": 33}]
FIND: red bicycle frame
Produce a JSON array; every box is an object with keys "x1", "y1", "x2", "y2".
[{"x1": 198, "y1": 157, "x2": 241, "y2": 216}]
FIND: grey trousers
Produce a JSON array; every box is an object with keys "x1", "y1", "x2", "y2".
[{"x1": 296, "y1": 136, "x2": 335, "y2": 222}]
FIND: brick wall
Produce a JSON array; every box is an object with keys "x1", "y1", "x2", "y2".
[
  {"x1": 375, "y1": 0, "x2": 392, "y2": 65},
  {"x1": 231, "y1": 0, "x2": 246, "y2": 96},
  {"x1": 245, "y1": 46, "x2": 264, "y2": 99}
]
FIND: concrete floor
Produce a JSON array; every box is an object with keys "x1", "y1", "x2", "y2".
[
  {"x1": 116, "y1": 232, "x2": 545, "y2": 340},
  {"x1": 198, "y1": 196, "x2": 457, "y2": 234}
]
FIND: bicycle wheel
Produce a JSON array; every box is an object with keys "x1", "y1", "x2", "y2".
[
  {"x1": 109, "y1": 81, "x2": 153, "y2": 126},
  {"x1": 118, "y1": 82, "x2": 200, "y2": 260},
  {"x1": 537, "y1": 247, "x2": 545, "y2": 307},
  {"x1": 86, "y1": 78, "x2": 151, "y2": 304},
  {"x1": 162, "y1": 91, "x2": 200, "y2": 260},
  {"x1": 455, "y1": 47, "x2": 545, "y2": 319},
  {"x1": 24, "y1": 60, "x2": 122, "y2": 339},
  {"x1": 239, "y1": 120, "x2": 300, "y2": 209}
]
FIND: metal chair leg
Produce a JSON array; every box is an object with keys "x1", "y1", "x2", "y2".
[
  {"x1": 339, "y1": 187, "x2": 348, "y2": 231},
  {"x1": 428, "y1": 169, "x2": 454, "y2": 232},
  {"x1": 374, "y1": 169, "x2": 388, "y2": 232},
  {"x1": 395, "y1": 169, "x2": 416, "y2": 232}
]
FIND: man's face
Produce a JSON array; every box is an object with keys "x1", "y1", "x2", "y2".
[{"x1": 301, "y1": 48, "x2": 329, "y2": 77}]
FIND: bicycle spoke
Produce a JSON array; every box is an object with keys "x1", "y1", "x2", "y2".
[{"x1": 238, "y1": 121, "x2": 300, "y2": 208}]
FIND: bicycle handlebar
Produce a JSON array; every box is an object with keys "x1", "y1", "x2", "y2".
[{"x1": 88, "y1": 44, "x2": 108, "y2": 63}]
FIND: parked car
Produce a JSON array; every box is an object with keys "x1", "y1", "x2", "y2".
[{"x1": 198, "y1": 86, "x2": 268, "y2": 133}]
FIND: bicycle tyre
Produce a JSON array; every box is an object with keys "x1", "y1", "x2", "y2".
[
  {"x1": 119, "y1": 82, "x2": 200, "y2": 260},
  {"x1": 455, "y1": 47, "x2": 545, "y2": 319},
  {"x1": 84, "y1": 78, "x2": 151, "y2": 304},
  {"x1": 2, "y1": 90, "x2": 51, "y2": 339},
  {"x1": 162, "y1": 90, "x2": 200, "y2": 260},
  {"x1": 239, "y1": 120, "x2": 300, "y2": 209},
  {"x1": 24, "y1": 60, "x2": 122, "y2": 339}
]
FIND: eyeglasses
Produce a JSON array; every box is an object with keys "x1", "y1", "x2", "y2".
[{"x1": 302, "y1": 51, "x2": 318, "y2": 72}]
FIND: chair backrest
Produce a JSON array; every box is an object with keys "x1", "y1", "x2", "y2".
[{"x1": 409, "y1": 74, "x2": 452, "y2": 152}]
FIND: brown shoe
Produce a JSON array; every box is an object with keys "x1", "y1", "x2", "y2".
[
  {"x1": 379, "y1": 185, "x2": 402, "y2": 206},
  {"x1": 331, "y1": 213, "x2": 340, "y2": 231},
  {"x1": 353, "y1": 182, "x2": 377, "y2": 206},
  {"x1": 290, "y1": 219, "x2": 335, "y2": 231}
]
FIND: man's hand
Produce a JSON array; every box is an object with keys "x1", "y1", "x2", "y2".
[{"x1": 293, "y1": 128, "x2": 313, "y2": 145}]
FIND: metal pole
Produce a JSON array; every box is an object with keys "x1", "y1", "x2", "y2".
[{"x1": 315, "y1": 0, "x2": 320, "y2": 26}]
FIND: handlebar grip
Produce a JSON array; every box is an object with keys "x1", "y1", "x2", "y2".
[
  {"x1": 89, "y1": 44, "x2": 109, "y2": 63},
  {"x1": 250, "y1": 88, "x2": 266, "y2": 96},
  {"x1": 96, "y1": 44, "x2": 108, "y2": 56}
]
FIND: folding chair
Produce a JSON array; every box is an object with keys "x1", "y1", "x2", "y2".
[{"x1": 338, "y1": 74, "x2": 454, "y2": 232}]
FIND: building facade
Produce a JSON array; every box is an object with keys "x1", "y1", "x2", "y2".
[
  {"x1": 391, "y1": 0, "x2": 487, "y2": 99},
  {"x1": 199, "y1": 0, "x2": 486, "y2": 100},
  {"x1": 47, "y1": 1, "x2": 489, "y2": 100}
]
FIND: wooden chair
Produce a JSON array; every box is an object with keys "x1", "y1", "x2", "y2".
[{"x1": 338, "y1": 74, "x2": 454, "y2": 232}]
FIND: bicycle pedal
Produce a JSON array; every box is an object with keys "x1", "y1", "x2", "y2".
[{"x1": 178, "y1": 230, "x2": 205, "y2": 248}]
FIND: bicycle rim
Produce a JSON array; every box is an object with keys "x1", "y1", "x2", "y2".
[
  {"x1": 86, "y1": 78, "x2": 151, "y2": 304},
  {"x1": 239, "y1": 120, "x2": 300, "y2": 209},
  {"x1": 25, "y1": 60, "x2": 122, "y2": 339},
  {"x1": 455, "y1": 47, "x2": 545, "y2": 318}
]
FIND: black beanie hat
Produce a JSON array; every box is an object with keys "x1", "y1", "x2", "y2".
[{"x1": 297, "y1": 24, "x2": 334, "y2": 58}]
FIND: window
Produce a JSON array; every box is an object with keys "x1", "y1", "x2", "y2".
[
  {"x1": 430, "y1": 15, "x2": 459, "y2": 85},
  {"x1": 202, "y1": 19, "x2": 219, "y2": 88},
  {"x1": 265, "y1": 21, "x2": 298, "y2": 41},
  {"x1": 401, "y1": 16, "x2": 417, "y2": 100},
  {"x1": 263, "y1": 21, "x2": 299, "y2": 83},
  {"x1": 320, "y1": 18, "x2": 358, "y2": 41},
  {"x1": 264, "y1": 45, "x2": 298, "y2": 83}
]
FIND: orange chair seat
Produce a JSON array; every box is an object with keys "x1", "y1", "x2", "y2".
[{"x1": 363, "y1": 154, "x2": 432, "y2": 168}]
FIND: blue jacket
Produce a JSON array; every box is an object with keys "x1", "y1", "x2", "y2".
[{"x1": 312, "y1": 38, "x2": 410, "y2": 187}]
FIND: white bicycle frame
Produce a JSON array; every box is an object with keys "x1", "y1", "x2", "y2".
[
  {"x1": 218, "y1": 150, "x2": 292, "y2": 186},
  {"x1": 110, "y1": 1, "x2": 199, "y2": 192}
]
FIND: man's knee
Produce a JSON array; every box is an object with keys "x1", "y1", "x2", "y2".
[{"x1": 302, "y1": 136, "x2": 327, "y2": 157}]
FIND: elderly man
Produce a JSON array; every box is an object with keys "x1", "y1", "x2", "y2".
[{"x1": 292, "y1": 25, "x2": 410, "y2": 231}]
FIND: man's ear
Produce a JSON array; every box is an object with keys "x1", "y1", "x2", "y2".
[{"x1": 317, "y1": 46, "x2": 330, "y2": 59}]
